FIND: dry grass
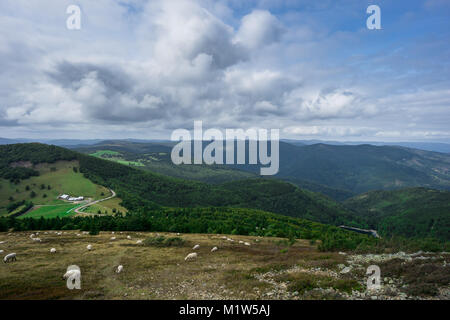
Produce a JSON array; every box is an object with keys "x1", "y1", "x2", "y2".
[{"x1": 0, "y1": 231, "x2": 319, "y2": 300}]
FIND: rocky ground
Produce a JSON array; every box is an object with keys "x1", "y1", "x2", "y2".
[{"x1": 0, "y1": 231, "x2": 448, "y2": 300}]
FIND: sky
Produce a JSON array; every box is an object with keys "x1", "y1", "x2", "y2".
[{"x1": 0, "y1": 0, "x2": 449, "y2": 142}]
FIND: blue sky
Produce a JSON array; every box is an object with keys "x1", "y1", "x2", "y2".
[{"x1": 0, "y1": 0, "x2": 449, "y2": 142}]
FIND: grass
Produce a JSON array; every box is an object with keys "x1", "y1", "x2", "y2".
[
  {"x1": 0, "y1": 232, "x2": 327, "y2": 299},
  {"x1": 0, "y1": 231, "x2": 447, "y2": 300},
  {"x1": 0, "y1": 161, "x2": 110, "y2": 215},
  {"x1": 18, "y1": 204, "x2": 81, "y2": 219},
  {"x1": 78, "y1": 197, "x2": 128, "y2": 215},
  {"x1": 89, "y1": 150, "x2": 145, "y2": 167}
]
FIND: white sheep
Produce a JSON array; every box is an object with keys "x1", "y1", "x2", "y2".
[
  {"x1": 50, "y1": 248, "x2": 56, "y2": 253},
  {"x1": 244, "y1": 242, "x2": 251, "y2": 246},
  {"x1": 211, "y1": 247, "x2": 218, "y2": 252},
  {"x1": 30, "y1": 233, "x2": 35, "y2": 239},
  {"x1": 136, "y1": 240, "x2": 143, "y2": 244},
  {"x1": 86, "y1": 244, "x2": 92, "y2": 251},
  {"x1": 184, "y1": 252, "x2": 198, "y2": 261},
  {"x1": 127, "y1": 235, "x2": 131, "y2": 240},
  {"x1": 32, "y1": 238, "x2": 42, "y2": 242},
  {"x1": 193, "y1": 244, "x2": 200, "y2": 250},
  {"x1": 0, "y1": 250, "x2": 4, "y2": 254},
  {"x1": 239, "y1": 240, "x2": 244, "y2": 244},
  {"x1": 116, "y1": 265, "x2": 124, "y2": 274},
  {"x1": 110, "y1": 237, "x2": 116, "y2": 241},
  {"x1": 3, "y1": 253, "x2": 16, "y2": 263},
  {"x1": 111, "y1": 232, "x2": 115, "y2": 234}
]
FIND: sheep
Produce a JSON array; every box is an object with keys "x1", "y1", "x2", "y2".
[
  {"x1": 0, "y1": 241, "x2": 5, "y2": 244},
  {"x1": 239, "y1": 240, "x2": 244, "y2": 244},
  {"x1": 176, "y1": 233, "x2": 181, "y2": 236},
  {"x1": 136, "y1": 240, "x2": 143, "y2": 244},
  {"x1": 193, "y1": 244, "x2": 200, "y2": 250},
  {"x1": 0, "y1": 250, "x2": 4, "y2": 254},
  {"x1": 32, "y1": 238, "x2": 42, "y2": 242},
  {"x1": 127, "y1": 235, "x2": 131, "y2": 240},
  {"x1": 116, "y1": 265, "x2": 124, "y2": 274},
  {"x1": 3, "y1": 253, "x2": 16, "y2": 263},
  {"x1": 29, "y1": 233, "x2": 35, "y2": 239},
  {"x1": 211, "y1": 247, "x2": 218, "y2": 252},
  {"x1": 111, "y1": 232, "x2": 115, "y2": 234},
  {"x1": 110, "y1": 237, "x2": 116, "y2": 241},
  {"x1": 184, "y1": 252, "x2": 198, "y2": 261},
  {"x1": 86, "y1": 244, "x2": 92, "y2": 251},
  {"x1": 50, "y1": 248, "x2": 56, "y2": 253},
  {"x1": 244, "y1": 242, "x2": 251, "y2": 246},
  {"x1": 63, "y1": 266, "x2": 81, "y2": 289}
]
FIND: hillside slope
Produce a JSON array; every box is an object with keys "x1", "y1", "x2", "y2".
[
  {"x1": 0, "y1": 143, "x2": 361, "y2": 227},
  {"x1": 344, "y1": 188, "x2": 450, "y2": 241}
]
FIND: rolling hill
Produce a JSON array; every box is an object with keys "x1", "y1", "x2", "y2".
[
  {"x1": 0, "y1": 143, "x2": 362, "y2": 227},
  {"x1": 344, "y1": 188, "x2": 450, "y2": 241},
  {"x1": 72, "y1": 140, "x2": 450, "y2": 200}
]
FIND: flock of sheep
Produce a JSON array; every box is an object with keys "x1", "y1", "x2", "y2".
[{"x1": 2, "y1": 231, "x2": 254, "y2": 282}]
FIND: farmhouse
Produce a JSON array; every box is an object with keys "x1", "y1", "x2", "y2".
[{"x1": 59, "y1": 194, "x2": 84, "y2": 202}]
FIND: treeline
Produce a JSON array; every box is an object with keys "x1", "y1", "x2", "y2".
[{"x1": 0, "y1": 207, "x2": 377, "y2": 251}]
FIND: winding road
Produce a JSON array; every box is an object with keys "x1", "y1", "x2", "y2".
[{"x1": 73, "y1": 189, "x2": 116, "y2": 215}]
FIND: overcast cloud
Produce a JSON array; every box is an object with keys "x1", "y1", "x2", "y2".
[{"x1": 0, "y1": 0, "x2": 449, "y2": 141}]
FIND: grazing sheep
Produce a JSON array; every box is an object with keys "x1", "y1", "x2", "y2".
[
  {"x1": 184, "y1": 252, "x2": 198, "y2": 261},
  {"x1": 63, "y1": 266, "x2": 81, "y2": 289},
  {"x1": 136, "y1": 240, "x2": 143, "y2": 244},
  {"x1": 0, "y1": 250, "x2": 4, "y2": 254},
  {"x1": 211, "y1": 247, "x2": 218, "y2": 252},
  {"x1": 30, "y1": 234, "x2": 35, "y2": 239},
  {"x1": 32, "y1": 238, "x2": 42, "y2": 242},
  {"x1": 110, "y1": 237, "x2": 116, "y2": 241},
  {"x1": 86, "y1": 244, "x2": 92, "y2": 251},
  {"x1": 176, "y1": 233, "x2": 181, "y2": 236},
  {"x1": 50, "y1": 248, "x2": 56, "y2": 253},
  {"x1": 193, "y1": 244, "x2": 200, "y2": 250},
  {"x1": 244, "y1": 242, "x2": 250, "y2": 246},
  {"x1": 0, "y1": 241, "x2": 5, "y2": 244},
  {"x1": 3, "y1": 253, "x2": 16, "y2": 263},
  {"x1": 116, "y1": 265, "x2": 123, "y2": 274},
  {"x1": 239, "y1": 240, "x2": 244, "y2": 244},
  {"x1": 127, "y1": 235, "x2": 131, "y2": 240}
]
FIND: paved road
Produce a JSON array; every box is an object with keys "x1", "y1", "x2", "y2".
[{"x1": 73, "y1": 189, "x2": 116, "y2": 215}]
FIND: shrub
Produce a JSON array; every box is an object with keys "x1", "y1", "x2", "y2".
[{"x1": 143, "y1": 236, "x2": 185, "y2": 247}]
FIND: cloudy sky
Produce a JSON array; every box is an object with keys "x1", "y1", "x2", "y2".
[{"x1": 1, "y1": 0, "x2": 449, "y2": 141}]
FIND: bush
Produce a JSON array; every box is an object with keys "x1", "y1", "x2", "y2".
[{"x1": 143, "y1": 236, "x2": 185, "y2": 247}]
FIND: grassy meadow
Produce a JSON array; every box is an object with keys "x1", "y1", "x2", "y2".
[{"x1": 0, "y1": 161, "x2": 111, "y2": 217}]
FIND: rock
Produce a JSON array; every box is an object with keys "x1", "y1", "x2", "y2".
[{"x1": 340, "y1": 266, "x2": 352, "y2": 274}]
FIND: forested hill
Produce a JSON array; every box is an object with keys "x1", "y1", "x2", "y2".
[
  {"x1": 0, "y1": 143, "x2": 362, "y2": 227},
  {"x1": 344, "y1": 188, "x2": 450, "y2": 241}
]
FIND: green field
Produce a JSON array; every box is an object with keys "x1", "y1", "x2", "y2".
[
  {"x1": 90, "y1": 150, "x2": 145, "y2": 167},
  {"x1": 18, "y1": 204, "x2": 80, "y2": 219},
  {"x1": 79, "y1": 197, "x2": 128, "y2": 215},
  {"x1": 0, "y1": 161, "x2": 110, "y2": 216},
  {"x1": 89, "y1": 150, "x2": 120, "y2": 157}
]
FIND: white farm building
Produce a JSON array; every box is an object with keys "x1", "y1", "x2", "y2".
[{"x1": 59, "y1": 194, "x2": 84, "y2": 201}]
